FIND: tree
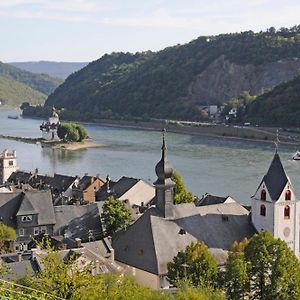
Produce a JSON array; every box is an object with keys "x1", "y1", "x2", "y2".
[
  {"x1": 172, "y1": 171, "x2": 194, "y2": 204},
  {"x1": 75, "y1": 124, "x2": 87, "y2": 142},
  {"x1": 57, "y1": 123, "x2": 87, "y2": 142},
  {"x1": 167, "y1": 241, "x2": 219, "y2": 288},
  {"x1": 102, "y1": 197, "x2": 132, "y2": 237},
  {"x1": 0, "y1": 223, "x2": 16, "y2": 253},
  {"x1": 175, "y1": 286, "x2": 225, "y2": 300},
  {"x1": 244, "y1": 231, "x2": 300, "y2": 300}
]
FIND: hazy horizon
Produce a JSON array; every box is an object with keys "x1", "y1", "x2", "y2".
[{"x1": 1, "y1": 0, "x2": 299, "y2": 62}]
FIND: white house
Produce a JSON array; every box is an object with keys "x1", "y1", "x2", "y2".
[
  {"x1": 40, "y1": 107, "x2": 60, "y2": 141},
  {"x1": 0, "y1": 149, "x2": 17, "y2": 185}
]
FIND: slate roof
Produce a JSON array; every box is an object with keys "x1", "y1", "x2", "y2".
[
  {"x1": 76, "y1": 176, "x2": 105, "y2": 191},
  {"x1": 262, "y1": 153, "x2": 288, "y2": 201},
  {"x1": 195, "y1": 193, "x2": 228, "y2": 206},
  {"x1": 0, "y1": 191, "x2": 55, "y2": 227},
  {"x1": 54, "y1": 203, "x2": 104, "y2": 241},
  {"x1": 3, "y1": 260, "x2": 38, "y2": 281},
  {"x1": 7, "y1": 171, "x2": 76, "y2": 194},
  {"x1": 111, "y1": 177, "x2": 139, "y2": 198},
  {"x1": 113, "y1": 202, "x2": 255, "y2": 275}
]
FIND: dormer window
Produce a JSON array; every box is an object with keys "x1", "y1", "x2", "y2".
[
  {"x1": 261, "y1": 189, "x2": 266, "y2": 201},
  {"x1": 285, "y1": 190, "x2": 291, "y2": 201},
  {"x1": 21, "y1": 215, "x2": 32, "y2": 222},
  {"x1": 260, "y1": 204, "x2": 266, "y2": 216},
  {"x1": 284, "y1": 206, "x2": 290, "y2": 220}
]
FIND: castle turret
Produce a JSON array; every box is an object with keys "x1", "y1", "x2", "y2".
[
  {"x1": 154, "y1": 129, "x2": 175, "y2": 219},
  {"x1": 0, "y1": 149, "x2": 17, "y2": 184},
  {"x1": 40, "y1": 106, "x2": 60, "y2": 141}
]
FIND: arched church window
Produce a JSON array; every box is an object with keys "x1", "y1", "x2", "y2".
[
  {"x1": 284, "y1": 206, "x2": 290, "y2": 220},
  {"x1": 285, "y1": 190, "x2": 291, "y2": 201},
  {"x1": 260, "y1": 204, "x2": 266, "y2": 216},
  {"x1": 261, "y1": 189, "x2": 266, "y2": 201}
]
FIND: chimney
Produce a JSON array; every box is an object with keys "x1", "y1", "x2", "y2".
[
  {"x1": 75, "y1": 238, "x2": 82, "y2": 248},
  {"x1": 109, "y1": 248, "x2": 115, "y2": 262},
  {"x1": 17, "y1": 252, "x2": 22, "y2": 262},
  {"x1": 95, "y1": 260, "x2": 100, "y2": 274}
]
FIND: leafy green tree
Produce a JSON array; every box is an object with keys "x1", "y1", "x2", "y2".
[
  {"x1": 167, "y1": 241, "x2": 219, "y2": 288},
  {"x1": 0, "y1": 223, "x2": 16, "y2": 253},
  {"x1": 172, "y1": 171, "x2": 194, "y2": 204},
  {"x1": 244, "y1": 230, "x2": 300, "y2": 300},
  {"x1": 175, "y1": 285, "x2": 225, "y2": 300},
  {"x1": 224, "y1": 251, "x2": 249, "y2": 300},
  {"x1": 75, "y1": 124, "x2": 87, "y2": 141},
  {"x1": 102, "y1": 197, "x2": 132, "y2": 236},
  {"x1": 57, "y1": 122, "x2": 87, "y2": 142}
]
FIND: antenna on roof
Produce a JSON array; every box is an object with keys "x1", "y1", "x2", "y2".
[{"x1": 274, "y1": 129, "x2": 280, "y2": 153}]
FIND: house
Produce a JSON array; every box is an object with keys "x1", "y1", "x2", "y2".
[
  {"x1": 96, "y1": 176, "x2": 155, "y2": 218},
  {"x1": 195, "y1": 193, "x2": 236, "y2": 206},
  {"x1": 0, "y1": 190, "x2": 56, "y2": 251},
  {"x1": 72, "y1": 175, "x2": 106, "y2": 203},
  {"x1": 112, "y1": 131, "x2": 255, "y2": 289}
]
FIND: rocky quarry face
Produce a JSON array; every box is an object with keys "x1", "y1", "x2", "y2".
[{"x1": 187, "y1": 55, "x2": 300, "y2": 105}]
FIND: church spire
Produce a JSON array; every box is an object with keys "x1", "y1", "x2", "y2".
[{"x1": 154, "y1": 129, "x2": 175, "y2": 219}]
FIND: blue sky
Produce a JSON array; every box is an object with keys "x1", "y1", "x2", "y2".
[{"x1": 1, "y1": 0, "x2": 299, "y2": 62}]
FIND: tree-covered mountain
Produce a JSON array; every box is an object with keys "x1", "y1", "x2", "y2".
[
  {"x1": 0, "y1": 62, "x2": 62, "y2": 106},
  {"x1": 245, "y1": 74, "x2": 300, "y2": 126},
  {"x1": 45, "y1": 26, "x2": 300, "y2": 121},
  {"x1": 0, "y1": 74, "x2": 47, "y2": 105},
  {"x1": 9, "y1": 61, "x2": 88, "y2": 79}
]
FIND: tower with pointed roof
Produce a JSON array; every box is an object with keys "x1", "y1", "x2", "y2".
[
  {"x1": 154, "y1": 129, "x2": 175, "y2": 219},
  {"x1": 40, "y1": 106, "x2": 60, "y2": 141},
  {"x1": 251, "y1": 151, "x2": 300, "y2": 256}
]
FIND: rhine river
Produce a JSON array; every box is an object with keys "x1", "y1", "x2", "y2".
[{"x1": 0, "y1": 108, "x2": 299, "y2": 205}]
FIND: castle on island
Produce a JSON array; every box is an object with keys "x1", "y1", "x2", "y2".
[{"x1": 39, "y1": 107, "x2": 60, "y2": 141}]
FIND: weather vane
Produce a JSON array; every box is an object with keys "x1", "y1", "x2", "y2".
[{"x1": 274, "y1": 129, "x2": 280, "y2": 153}]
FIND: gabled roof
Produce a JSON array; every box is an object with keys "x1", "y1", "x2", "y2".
[
  {"x1": 195, "y1": 193, "x2": 229, "y2": 206},
  {"x1": 112, "y1": 177, "x2": 139, "y2": 198},
  {"x1": 263, "y1": 153, "x2": 289, "y2": 201},
  {"x1": 16, "y1": 194, "x2": 37, "y2": 216},
  {"x1": 77, "y1": 176, "x2": 105, "y2": 191},
  {"x1": 113, "y1": 202, "x2": 255, "y2": 275},
  {"x1": 17, "y1": 191, "x2": 56, "y2": 225},
  {"x1": 0, "y1": 192, "x2": 22, "y2": 227}
]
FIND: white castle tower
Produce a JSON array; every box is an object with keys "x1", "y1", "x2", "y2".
[
  {"x1": 0, "y1": 149, "x2": 17, "y2": 184},
  {"x1": 251, "y1": 151, "x2": 300, "y2": 257},
  {"x1": 40, "y1": 107, "x2": 60, "y2": 141}
]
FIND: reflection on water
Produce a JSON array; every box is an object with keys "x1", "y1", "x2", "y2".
[{"x1": 0, "y1": 108, "x2": 299, "y2": 204}]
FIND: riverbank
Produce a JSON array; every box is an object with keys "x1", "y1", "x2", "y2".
[
  {"x1": 0, "y1": 134, "x2": 105, "y2": 151},
  {"x1": 20, "y1": 113, "x2": 300, "y2": 145}
]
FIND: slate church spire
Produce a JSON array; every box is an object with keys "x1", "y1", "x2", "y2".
[{"x1": 154, "y1": 129, "x2": 175, "y2": 218}]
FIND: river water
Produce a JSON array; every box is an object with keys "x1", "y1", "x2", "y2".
[{"x1": 0, "y1": 108, "x2": 299, "y2": 205}]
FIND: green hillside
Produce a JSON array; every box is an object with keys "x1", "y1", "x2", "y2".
[
  {"x1": 245, "y1": 74, "x2": 300, "y2": 126},
  {"x1": 45, "y1": 26, "x2": 300, "y2": 121},
  {"x1": 0, "y1": 62, "x2": 62, "y2": 95},
  {"x1": 0, "y1": 74, "x2": 47, "y2": 105}
]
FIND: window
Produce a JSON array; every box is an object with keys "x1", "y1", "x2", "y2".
[
  {"x1": 285, "y1": 190, "x2": 291, "y2": 201},
  {"x1": 261, "y1": 189, "x2": 266, "y2": 201},
  {"x1": 40, "y1": 226, "x2": 47, "y2": 234},
  {"x1": 284, "y1": 206, "x2": 290, "y2": 220},
  {"x1": 8, "y1": 160, "x2": 13, "y2": 166},
  {"x1": 260, "y1": 204, "x2": 266, "y2": 216},
  {"x1": 19, "y1": 228, "x2": 24, "y2": 237},
  {"x1": 21, "y1": 216, "x2": 32, "y2": 222},
  {"x1": 33, "y1": 227, "x2": 39, "y2": 236}
]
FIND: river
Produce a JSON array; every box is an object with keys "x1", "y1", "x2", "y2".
[{"x1": 0, "y1": 108, "x2": 299, "y2": 205}]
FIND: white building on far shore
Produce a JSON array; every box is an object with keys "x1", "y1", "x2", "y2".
[{"x1": 40, "y1": 107, "x2": 60, "y2": 141}]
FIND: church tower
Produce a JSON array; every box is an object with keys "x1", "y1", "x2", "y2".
[
  {"x1": 0, "y1": 149, "x2": 17, "y2": 185},
  {"x1": 251, "y1": 151, "x2": 300, "y2": 257},
  {"x1": 154, "y1": 129, "x2": 175, "y2": 219}
]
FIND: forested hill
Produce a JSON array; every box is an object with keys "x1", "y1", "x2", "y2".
[
  {"x1": 0, "y1": 62, "x2": 62, "y2": 106},
  {"x1": 46, "y1": 27, "x2": 300, "y2": 121},
  {"x1": 9, "y1": 61, "x2": 88, "y2": 79},
  {"x1": 245, "y1": 74, "x2": 300, "y2": 126}
]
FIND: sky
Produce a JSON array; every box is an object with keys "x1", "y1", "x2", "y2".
[{"x1": 1, "y1": 0, "x2": 300, "y2": 62}]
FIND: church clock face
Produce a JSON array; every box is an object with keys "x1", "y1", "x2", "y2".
[{"x1": 283, "y1": 227, "x2": 291, "y2": 238}]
